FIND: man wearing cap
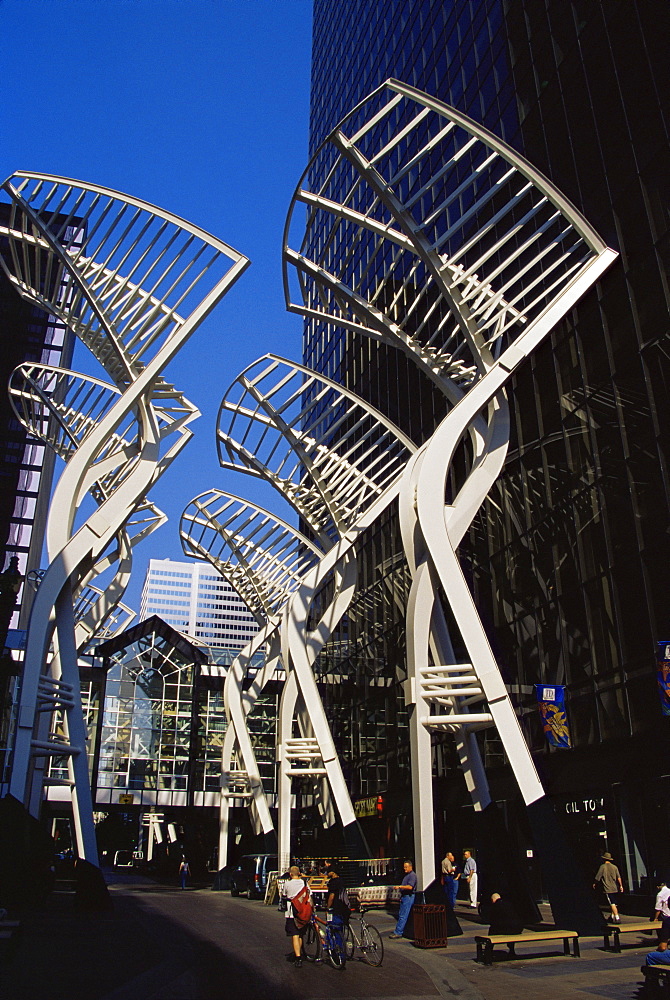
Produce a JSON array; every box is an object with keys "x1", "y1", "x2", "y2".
[{"x1": 594, "y1": 852, "x2": 624, "y2": 923}]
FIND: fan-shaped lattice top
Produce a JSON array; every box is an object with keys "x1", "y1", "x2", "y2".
[
  {"x1": 217, "y1": 354, "x2": 415, "y2": 540},
  {"x1": 284, "y1": 79, "x2": 609, "y2": 390}
]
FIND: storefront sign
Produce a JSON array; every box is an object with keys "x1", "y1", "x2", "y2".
[
  {"x1": 657, "y1": 642, "x2": 670, "y2": 716},
  {"x1": 563, "y1": 796, "x2": 604, "y2": 815},
  {"x1": 535, "y1": 684, "x2": 571, "y2": 748},
  {"x1": 354, "y1": 795, "x2": 383, "y2": 818}
]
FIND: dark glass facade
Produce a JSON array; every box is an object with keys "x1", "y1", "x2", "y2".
[
  {"x1": 307, "y1": 0, "x2": 670, "y2": 892},
  {"x1": 0, "y1": 203, "x2": 74, "y2": 611},
  {"x1": 0, "y1": 202, "x2": 75, "y2": 786}
]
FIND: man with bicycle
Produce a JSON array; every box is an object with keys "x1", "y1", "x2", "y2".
[
  {"x1": 326, "y1": 866, "x2": 351, "y2": 931},
  {"x1": 282, "y1": 865, "x2": 313, "y2": 968}
]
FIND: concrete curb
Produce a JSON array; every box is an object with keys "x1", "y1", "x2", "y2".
[{"x1": 371, "y1": 909, "x2": 487, "y2": 1000}]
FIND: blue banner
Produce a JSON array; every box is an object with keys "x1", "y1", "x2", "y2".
[
  {"x1": 535, "y1": 684, "x2": 571, "y2": 748},
  {"x1": 657, "y1": 642, "x2": 670, "y2": 717}
]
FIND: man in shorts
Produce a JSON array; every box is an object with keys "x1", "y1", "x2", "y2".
[
  {"x1": 593, "y1": 852, "x2": 624, "y2": 923},
  {"x1": 282, "y1": 865, "x2": 312, "y2": 967}
]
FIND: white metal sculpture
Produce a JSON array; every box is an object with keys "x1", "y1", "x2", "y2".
[
  {"x1": 9, "y1": 364, "x2": 165, "y2": 651},
  {"x1": 284, "y1": 80, "x2": 617, "y2": 886},
  {"x1": 1, "y1": 171, "x2": 249, "y2": 862},
  {"x1": 180, "y1": 488, "x2": 322, "y2": 863},
  {"x1": 217, "y1": 355, "x2": 419, "y2": 866},
  {"x1": 181, "y1": 354, "x2": 417, "y2": 866}
]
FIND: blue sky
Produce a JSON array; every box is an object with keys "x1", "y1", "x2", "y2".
[{"x1": 2, "y1": 0, "x2": 313, "y2": 615}]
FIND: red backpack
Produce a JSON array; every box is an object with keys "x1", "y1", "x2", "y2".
[{"x1": 291, "y1": 880, "x2": 313, "y2": 928}]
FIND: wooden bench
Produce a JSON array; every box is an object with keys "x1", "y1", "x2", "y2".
[
  {"x1": 641, "y1": 964, "x2": 670, "y2": 990},
  {"x1": 475, "y1": 929, "x2": 580, "y2": 965},
  {"x1": 604, "y1": 920, "x2": 662, "y2": 953}
]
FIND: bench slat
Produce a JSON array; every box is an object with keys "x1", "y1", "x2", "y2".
[
  {"x1": 475, "y1": 929, "x2": 580, "y2": 965},
  {"x1": 605, "y1": 920, "x2": 662, "y2": 953},
  {"x1": 477, "y1": 931, "x2": 578, "y2": 944},
  {"x1": 475, "y1": 930, "x2": 579, "y2": 965},
  {"x1": 607, "y1": 921, "x2": 661, "y2": 934}
]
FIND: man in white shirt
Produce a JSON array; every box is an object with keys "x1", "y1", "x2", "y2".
[
  {"x1": 463, "y1": 850, "x2": 478, "y2": 908},
  {"x1": 654, "y1": 883, "x2": 670, "y2": 920},
  {"x1": 282, "y1": 865, "x2": 312, "y2": 967}
]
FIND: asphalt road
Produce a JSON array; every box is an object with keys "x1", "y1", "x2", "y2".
[
  {"x1": 6, "y1": 873, "x2": 649, "y2": 1000},
  {"x1": 1, "y1": 874, "x2": 481, "y2": 1000}
]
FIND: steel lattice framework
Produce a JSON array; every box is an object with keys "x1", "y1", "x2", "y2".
[
  {"x1": 283, "y1": 80, "x2": 618, "y2": 887},
  {"x1": 178, "y1": 82, "x2": 616, "y2": 878},
  {"x1": 1, "y1": 172, "x2": 248, "y2": 862},
  {"x1": 182, "y1": 356, "x2": 415, "y2": 867},
  {"x1": 181, "y1": 489, "x2": 321, "y2": 853}
]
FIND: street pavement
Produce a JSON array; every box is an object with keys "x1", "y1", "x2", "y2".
[{"x1": 0, "y1": 872, "x2": 655, "y2": 1000}]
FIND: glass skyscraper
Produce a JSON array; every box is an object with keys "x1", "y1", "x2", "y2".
[
  {"x1": 140, "y1": 558, "x2": 260, "y2": 654},
  {"x1": 306, "y1": 0, "x2": 670, "y2": 896}
]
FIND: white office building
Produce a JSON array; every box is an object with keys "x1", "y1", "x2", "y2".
[{"x1": 140, "y1": 558, "x2": 260, "y2": 653}]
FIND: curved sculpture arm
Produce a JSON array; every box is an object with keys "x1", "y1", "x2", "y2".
[
  {"x1": 74, "y1": 501, "x2": 165, "y2": 651},
  {"x1": 75, "y1": 586, "x2": 135, "y2": 647},
  {"x1": 9, "y1": 364, "x2": 122, "y2": 459},
  {"x1": 180, "y1": 490, "x2": 323, "y2": 622},
  {"x1": 217, "y1": 354, "x2": 415, "y2": 539},
  {"x1": 1, "y1": 171, "x2": 249, "y2": 386}
]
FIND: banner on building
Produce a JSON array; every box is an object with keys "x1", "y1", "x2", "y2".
[
  {"x1": 656, "y1": 641, "x2": 670, "y2": 716},
  {"x1": 354, "y1": 795, "x2": 383, "y2": 819},
  {"x1": 535, "y1": 684, "x2": 571, "y2": 748}
]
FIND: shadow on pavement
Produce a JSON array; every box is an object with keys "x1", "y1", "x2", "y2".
[{"x1": 0, "y1": 878, "x2": 306, "y2": 1000}]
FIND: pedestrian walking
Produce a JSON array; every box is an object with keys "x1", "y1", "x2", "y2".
[
  {"x1": 441, "y1": 851, "x2": 459, "y2": 909},
  {"x1": 389, "y1": 860, "x2": 417, "y2": 939},
  {"x1": 462, "y1": 849, "x2": 478, "y2": 908},
  {"x1": 179, "y1": 858, "x2": 190, "y2": 890},
  {"x1": 281, "y1": 865, "x2": 313, "y2": 967},
  {"x1": 593, "y1": 852, "x2": 624, "y2": 923}
]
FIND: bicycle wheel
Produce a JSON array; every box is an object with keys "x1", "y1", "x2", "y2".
[
  {"x1": 360, "y1": 923, "x2": 384, "y2": 967},
  {"x1": 302, "y1": 922, "x2": 321, "y2": 963},
  {"x1": 326, "y1": 926, "x2": 347, "y2": 970},
  {"x1": 344, "y1": 923, "x2": 355, "y2": 960}
]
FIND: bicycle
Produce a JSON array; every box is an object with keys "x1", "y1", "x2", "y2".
[
  {"x1": 302, "y1": 913, "x2": 347, "y2": 969},
  {"x1": 344, "y1": 907, "x2": 384, "y2": 966}
]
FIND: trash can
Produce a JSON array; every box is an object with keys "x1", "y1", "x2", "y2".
[{"x1": 411, "y1": 904, "x2": 448, "y2": 948}]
